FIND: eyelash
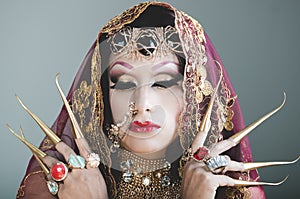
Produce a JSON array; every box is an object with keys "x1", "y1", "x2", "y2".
[{"x1": 110, "y1": 77, "x2": 180, "y2": 90}]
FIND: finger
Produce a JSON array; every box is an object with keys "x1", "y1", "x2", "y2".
[
  {"x1": 75, "y1": 138, "x2": 92, "y2": 159},
  {"x1": 209, "y1": 139, "x2": 236, "y2": 157},
  {"x1": 230, "y1": 93, "x2": 286, "y2": 145},
  {"x1": 57, "y1": 183, "x2": 64, "y2": 198},
  {"x1": 53, "y1": 141, "x2": 78, "y2": 160},
  {"x1": 191, "y1": 120, "x2": 211, "y2": 152},
  {"x1": 191, "y1": 73, "x2": 222, "y2": 152},
  {"x1": 215, "y1": 174, "x2": 235, "y2": 187},
  {"x1": 182, "y1": 161, "x2": 208, "y2": 193},
  {"x1": 16, "y1": 96, "x2": 61, "y2": 145}
]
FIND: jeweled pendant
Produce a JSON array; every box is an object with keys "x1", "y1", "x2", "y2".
[
  {"x1": 161, "y1": 175, "x2": 171, "y2": 187},
  {"x1": 163, "y1": 161, "x2": 171, "y2": 170},
  {"x1": 142, "y1": 176, "x2": 151, "y2": 186},
  {"x1": 123, "y1": 170, "x2": 133, "y2": 183},
  {"x1": 155, "y1": 172, "x2": 162, "y2": 178},
  {"x1": 120, "y1": 159, "x2": 134, "y2": 170}
]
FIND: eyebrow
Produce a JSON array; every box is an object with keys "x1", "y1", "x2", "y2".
[
  {"x1": 152, "y1": 61, "x2": 179, "y2": 71},
  {"x1": 110, "y1": 61, "x2": 133, "y2": 69},
  {"x1": 110, "y1": 61, "x2": 179, "y2": 71}
]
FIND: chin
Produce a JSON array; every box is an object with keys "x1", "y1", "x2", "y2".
[{"x1": 122, "y1": 138, "x2": 170, "y2": 158}]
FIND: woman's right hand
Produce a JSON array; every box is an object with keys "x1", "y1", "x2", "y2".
[{"x1": 42, "y1": 138, "x2": 108, "y2": 199}]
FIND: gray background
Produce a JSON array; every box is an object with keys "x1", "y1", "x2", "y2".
[{"x1": 0, "y1": 0, "x2": 299, "y2": 198}]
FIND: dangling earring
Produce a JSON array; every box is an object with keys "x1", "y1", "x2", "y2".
[
  {"x1": 107, "y1": 123, "x2": 121, "y2": 153},
  {"x1": 107, "y1": 102, "x2": 138, "y2": 153},
  {"x1": 223, "y1": 96, "x2": 237, "y2": 131}
]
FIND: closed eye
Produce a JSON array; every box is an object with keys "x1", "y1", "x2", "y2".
[
  {"x1": 152, "y1": 75, "x2": 181, "y2": 88},
  {"x1": 110, "y1": 81, "x2": 136, "y2": 90}
]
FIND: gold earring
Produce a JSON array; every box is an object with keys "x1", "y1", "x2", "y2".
[
  {"x1": 223, "y1": 96, "x2": 237, "y2": 131},
  {"x1": 107, "y1": 123, "x2": 121, "y2": 153}
]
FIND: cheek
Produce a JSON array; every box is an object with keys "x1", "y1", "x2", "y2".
[
  {"x1": 109, "y1": 90, "x2": 133, "y2": 122},
  {"x1": 160, "y1": 88, "x2": 183, "y2": 123}
]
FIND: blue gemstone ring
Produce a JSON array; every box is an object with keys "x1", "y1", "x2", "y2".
[
  {"x1": 68, "y1": 154, "x2": 86, "y2": 169},
  {"x1": 47, "y1": 180, "x2": 59, "y2": 195}
]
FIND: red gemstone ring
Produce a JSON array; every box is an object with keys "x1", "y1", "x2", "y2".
[
  {"x1": 192, "y1": 146, "x2": 211, "y2": 162},
  {"x1": 51, "y1": 162, "x2": 68, "y2": 181}
]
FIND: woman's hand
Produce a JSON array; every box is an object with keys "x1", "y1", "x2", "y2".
[
  {"x1": 11, "y1": 78, "x2": 109, "y2": 199},
  {"x1": 181, "y1": 88, "x2": 289, "y2": 199},
  {"x1": 42, "y1": 139, "x2": 108, "y2": 199}
]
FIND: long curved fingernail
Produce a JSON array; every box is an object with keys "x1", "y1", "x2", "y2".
[
  {"x1": 33, "y1": 153, "x2": 50, "y2": 176},
  {"x1": 244, "y1": 156, "x2": 300, "y2": 171},
  {"x1": 233, "y1": 176, "x2": 288, "y2": 186},
  {"x1": 199, "y1": 72, "x2": 223, "y2": 132},
  {"x1": 6, "y1": 124, "x2": 47, "y2": 159},
  {"x1": 15, "y1": 95, "x2": 61, "y2": 145},
  {"x1": 230, "y1": 92, "x2": 286, "y2": 144},
  {"x1": 55, "y1": 74, "x2": 84, "y2": 139}
]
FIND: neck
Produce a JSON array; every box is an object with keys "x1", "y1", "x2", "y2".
[{"x1": 135, "y1": 148, "x2": 167, "y2": 159}]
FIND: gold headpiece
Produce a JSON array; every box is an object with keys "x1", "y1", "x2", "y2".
[{"x1": 108, "y1": 25, "x2": 183, "y2": 59}]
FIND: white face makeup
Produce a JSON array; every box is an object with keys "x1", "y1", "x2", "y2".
[{"x1": 108, "y1": 53, "x2": 183, "y2": 158}]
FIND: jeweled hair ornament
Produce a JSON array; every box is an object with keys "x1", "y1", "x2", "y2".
[{"x1": 108, "y1": 25, "x2": 183, "y2": 59}]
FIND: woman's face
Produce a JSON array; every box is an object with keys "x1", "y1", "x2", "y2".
[{"x1": 108, "y1": 53, "x2": 183, "y2": 158}]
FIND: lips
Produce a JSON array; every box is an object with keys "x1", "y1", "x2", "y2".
[{"x1": 129, "y1": 121, "x2": 161, "y2": 133}]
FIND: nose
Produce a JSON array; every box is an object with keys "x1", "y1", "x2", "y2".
[{"x1": 132, "y1": 84, "x2": 153, "y2": 114}]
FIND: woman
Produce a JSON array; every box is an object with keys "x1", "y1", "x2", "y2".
[{"x1": 9, "y1": 2, "x2": 294, "y2": 199}]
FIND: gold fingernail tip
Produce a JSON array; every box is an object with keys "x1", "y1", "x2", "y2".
[
  {"x1": 55, "y1": 74, "x2": 84, "y2": 139},
  {"x1": 6, "y1": 124, "x2": 47, "y2": 158},
  {"x1": 19, "y1": 126, "x2": 49, "y2": 175},
  {"x1": 199, "y1": 71, "x2": 223, "y2": 132},
  {"x1": 231, "y1": 93, "x2": 286, "y2": 144},
  {"x1": 33, "y1": 153, "x2": 50, "y2": 176},
  {"x1": 262, "y1": 175, "x2": 289, "y2": 186},
  {"x1": 234, "y1": 175, "x2": 288, "y2": 186},
  {"x1": 15, "y1": 95, "x2": 61, "y2": 145},
  {"x1": 244, "y1": 156, "x2": 300, "y2": 170}
]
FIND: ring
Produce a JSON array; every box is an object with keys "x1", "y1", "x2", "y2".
[
  {"x1": 86, "y1": 152, "x2": 100, "y2": 168},
  {"x1": 50, "y1": 162, "x2": 68, "y2": 181},
  {"x1": 192, "y1": 146, "x2": 211, "y2": 162},
  {"x1": 47, "y1": 180, "x2": 59, "y2": 195},
  {"x1": 205, "y1": 155, "x2": 228, "y2": 172},
  {"x1": 68, "y1": 154, "x2": 86, "y2": 169}
]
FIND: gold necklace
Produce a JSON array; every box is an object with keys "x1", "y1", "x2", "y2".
[{"x1": 116, "y1": 150, "x2": 181, "y2": 198}]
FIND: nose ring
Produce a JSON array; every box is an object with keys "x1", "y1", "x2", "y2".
[{"x1": 129, "y1": 102, "x2": 138, "y2": 117}]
